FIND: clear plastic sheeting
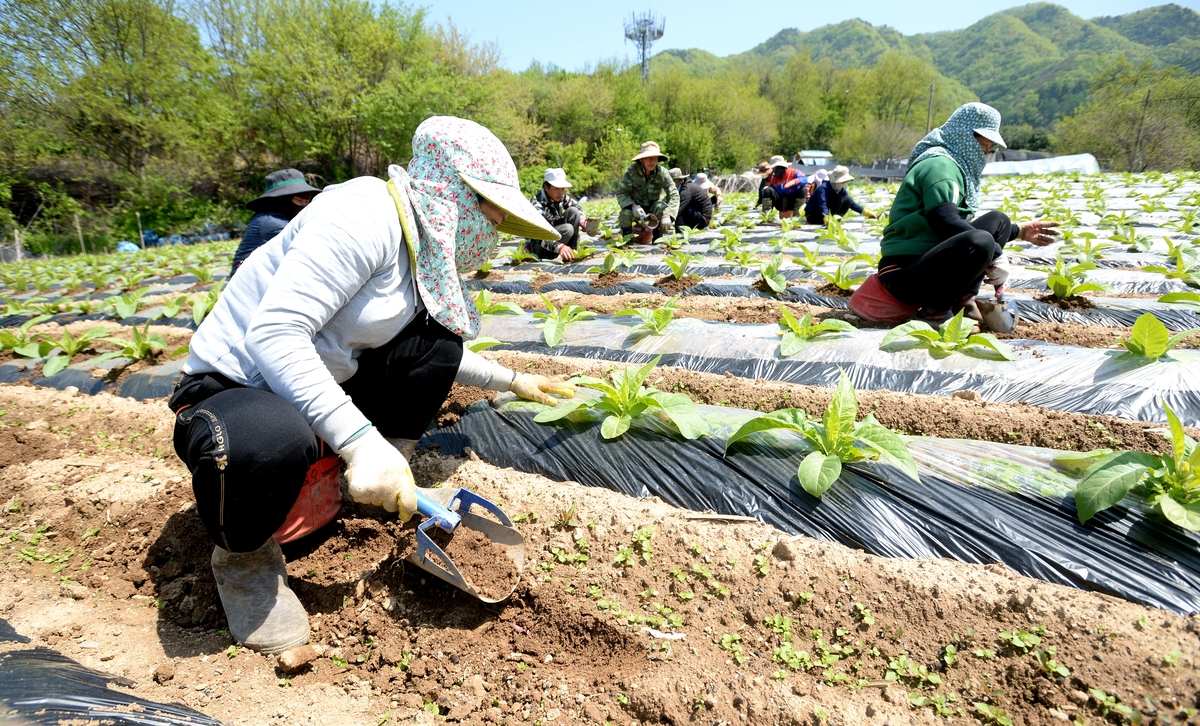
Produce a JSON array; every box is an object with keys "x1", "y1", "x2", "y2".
[
  {"x1": 983, "y1": 153, "x2": 1101, "y2": 176},
  {"x1": 425, "y1": 395, "x2": 1200, "y2": 615},
  {"x1": 0, "y1": 647, "x2": 223, "y2": 725},
  {"x1": 478, "y1": 313, "x2": 1200, "y2": 426}
]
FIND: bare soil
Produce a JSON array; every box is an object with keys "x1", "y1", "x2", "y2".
[
  {"x1": 429, "y1": 525, "x2": 520, "y2": 601},
  {"x1": 492, "y1": 292, "x2": 1199, "y2": 349},
  {"x1": 1035, "y1": 293, "x2": 1096, "y2": 311},
  {"x1": 653, "y1": 274, "x2": 700, "y2": 294},
  {"x1": 813, "y1": 282, "x2": 855, "y2": 298},
  {"x1": 0, "y1": 384, "x2": 1197, "y2": 726},
  {"x1": 529, "y1": 272, "x2": 556, "y2": 291},
  {"x1": 589, "y1": 272, "x2": 629, "y2": 289},
  {"x1": 477, "y1": 352, "x2": 1189, "y2": 456}
]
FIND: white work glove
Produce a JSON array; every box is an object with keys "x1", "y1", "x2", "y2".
[
  {"x1": 984, "y1": 253, "x2": 1010, "y2": 298},
  {"x1": 337, "y1": 427, "x2": 417, "y2": 521},
  {"x1": 510, "y1": 374, "x2": 576, "y2": 405}
]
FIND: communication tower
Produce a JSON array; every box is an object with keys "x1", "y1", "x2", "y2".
[{"x1": 624, "y1": 11, "x2": 665, "y2": 83}]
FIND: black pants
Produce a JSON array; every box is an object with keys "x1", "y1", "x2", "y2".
[
  {"x1": 170, "y1": 312, "x2": 463, "y2": 552},
  {"x1": 677, "y1": 205, "x2": 710, "y2": 230},
  {"x1": 761, "y1": 186, "x2": 805, "y2": 213},
  {"x1": 527, "y1": 207, "x2": 584, "y2": 260},
  {"x1": 878, "y1": 211, "x2": 1010, "y2": 313}
]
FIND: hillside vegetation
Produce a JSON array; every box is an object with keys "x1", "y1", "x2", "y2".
[
  {"x1": 0, "y1": 0, "x2": 1197, "y2": 255},
  {"x1": 657, "y1": 3, "x2": 1200, "y2": 130}
]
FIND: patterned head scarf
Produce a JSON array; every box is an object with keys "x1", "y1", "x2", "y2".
[
  {"x1": 907, "y1": 103, "x2": 1004, "y2": 212},
  {"x1": 385, "y1": 117, "x2": 515, "y2": 339}
]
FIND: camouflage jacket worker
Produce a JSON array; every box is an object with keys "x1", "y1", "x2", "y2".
[{"x1": 616, "y1": 162, "x2": 680, "y2": 228}]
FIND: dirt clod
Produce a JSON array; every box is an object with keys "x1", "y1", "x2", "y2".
[
  {"x1": 153, "y1": 662, "x2": 175, "y2": 683},
  {"x1": 430, "y1": 525, "x2": 519, "y2": 601},
  {"x1": 279, "y1": 645, "x2": 318, "y2": 672}
]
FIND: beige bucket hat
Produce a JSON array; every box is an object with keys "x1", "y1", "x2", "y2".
[
  {"x1": 768, "y1": 155, "x2": 789, "y2": 169},
  {"x1": 632, "y1": 141, "x2": 668, "y2": 162},
  {"x1": 829, "y1": 165, "x2": 854, "y2": 184}
]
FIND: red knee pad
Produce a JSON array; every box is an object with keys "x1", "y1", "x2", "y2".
[
  {"x1": 848, "y1": 274, "x2": 918, "y2": 324},
  {"x1": 273, "y1": 455, "x2": 342, "y2": 545}
]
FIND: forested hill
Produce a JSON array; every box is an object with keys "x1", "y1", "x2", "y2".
[{"x1": 652, "y1": 3, "x2": 1200, "y2": 131}]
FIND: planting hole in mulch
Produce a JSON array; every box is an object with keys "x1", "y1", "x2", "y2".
[
  {"x1": 653, "y1": 274, "x2": 699, "y2": 293},
  {"x1": 813, "y1": 281, "x2": 854, "y2": 297},
  {"x1": 590, "y1": 271, "x2": 629, "y2": 288},
  {"x1": 429, "y1": 525, "x2": 519, "y2": 601},
  {"x1": 1035, "y1": 292, "x2": 1096, "y2": 310}
]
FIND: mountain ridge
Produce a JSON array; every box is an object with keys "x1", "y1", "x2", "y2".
[{"x1": 651, "y1": 3, "x2": 1200, "y2": 130}]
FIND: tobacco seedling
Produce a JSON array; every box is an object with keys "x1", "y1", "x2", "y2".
[
  {"x1": 880, "y1": 310, "x2": 1016, "y2": 361},
  {"x1": 32, "y1": 327, "x2": 110, "y2": 377},
  {"x1": 466, "y1": 337, "x2": 504, "y2": 353},
  {"x1": 191, "y1": 282, "x2": 225, "y2": 326},
  {"x1": 159, "y1": 295, "x2": 190, "y2": 319},
  {"x1": 1142, "y1": 238, "x2": 1200, "y2": 286},
  {"x1": 532, "y1": 292, "x2": 595, "y2": 347},
  {"x1": 0, "y1": 315, "x2": 53, "y2": 354},
  {"x1": 664, "y1": 251, "x2": 702, "y2": 281},
  {"x1": 533, "y1": 355, "x2": 707, "y2": 440},
  {"x1": 1062, "y1": 232, "x2": 1114, "y2": 265},
  {"x1": 1074, "y1": 400, "x2": 1200, "y2": 530},
  {"x1": 724, "y1": 246, "x2": 761, "y2": 268},
  {"x1": 814, "y1": 259, "x2": 862, "y2": 292},
  {"x1": 724, "y1": 372, "x2": 918, "y2": 497},
  {"x1": 776, "y1": 307, "x2": 854, "y2": 357},
  {"x1": 1120, "y1": 313, "x2": 1196, "y2": 360},
  {"x1": 817, "y1": 216, "x2": 859, "y2": 252},
  {"x1": 93, "y1": 322, "x2": 183, "y2": 364},
  {"x1": 759, "y1": 255, "x2": 788, "y2": 294},
  {"x1": 473, "y1": 289, "x2": 522, "y2": 316},
  {"x1": 1033, "y1": 647, "x2": 1071, "y2": 677},
  {"x1": 615, "y1": 296, "x2": 679, "y2": 336},
  {"x1": 791, "y1": 245, "x2": 839, "y2": 271},
  {"x1": 112, "y1": 288, "x2": 150, "y2": 319},
  {"x1": 504, "y1": 247, "x2": 539, "y2": 265},
  {"x1": 1159, "y1": 291, "x2": 1200, "y2": 309}
]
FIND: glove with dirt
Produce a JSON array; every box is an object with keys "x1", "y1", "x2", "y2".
[
  {"x1": 862, "y1": 209, "x2": 878, "y2": 219},
  {"x1": 984, "y1": 253, "x2": 1010, "y2": 298},
  {"x1": 338, "y1": 427, "x2": 417, "y2": 520},
  {"x1": 510, "y1": 374, "x2": 576, "y2": 405}
]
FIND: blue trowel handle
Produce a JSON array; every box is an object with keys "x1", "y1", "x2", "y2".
[{"x1": 416, "y1": 489, "x2": 461, "y2": 533}]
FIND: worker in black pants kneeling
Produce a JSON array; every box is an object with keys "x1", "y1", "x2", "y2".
[{"x1": 170, "y1": 117, "x2": 574, "y2": 654}]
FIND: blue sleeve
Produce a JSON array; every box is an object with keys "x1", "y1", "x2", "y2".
[
  {"x1": 848, "y1": 192, "x2": 863, "y2": 215},
  {"x1": 813, "y1": 185, "x2": 829, "y2": 216}
]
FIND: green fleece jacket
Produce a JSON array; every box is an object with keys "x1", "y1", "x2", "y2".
[{"x1": 881, "y1": 156, "x2": 973, "y2": 257}]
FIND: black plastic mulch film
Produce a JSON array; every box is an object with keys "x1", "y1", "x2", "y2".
[
  {"x1": 426, "y1": 399, "x2": 1200, "y2": 616},
  {"x1": 0, "y1": 637, "x2": 222, "y2": 725}
]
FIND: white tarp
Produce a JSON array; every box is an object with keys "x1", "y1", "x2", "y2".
[{"x1": 983, "y1": 153, "x2": 1100, "y2": 176}]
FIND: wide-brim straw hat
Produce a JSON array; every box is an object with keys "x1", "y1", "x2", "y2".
[
  {"x1": 829, "y1": 165, "x2": 854, "y2": 184},
  {"x1": 768, "y1": 155, "x2": 789, "y2": 169},
  {"x1": 668, "y1": 167, "x2": 685, "y2": 180},
  {"x1": 246, "y1": 168, "x2": 322, "y2": 212},
  {"x1": 632, "y1": 141, "x2": 668, "y2": 162}
]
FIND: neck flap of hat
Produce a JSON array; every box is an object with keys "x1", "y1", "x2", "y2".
[
  {"x1": 385, "y1": 116, "x2": 509, "y2": 339},
  {"x1": 907, "y1": 103, "x2": 999, "y2": 212}
]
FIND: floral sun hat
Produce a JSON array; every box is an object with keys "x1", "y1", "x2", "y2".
[
  {"x1": 386, "y1": 116, "x2": 558, "y2": 339},
  {"x1": 908, "y1": 102, "x2": 1005, "y2": 212}
]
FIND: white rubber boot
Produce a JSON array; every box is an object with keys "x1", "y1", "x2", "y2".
[{"x1": 211, "y1": 539, "x2": 309, "y2": 654}]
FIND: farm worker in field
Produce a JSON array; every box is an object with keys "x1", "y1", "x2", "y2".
[
  {"x1": 760, "y1": 155, "x2": 807, "y2": 219},
  {"x1": 230, "y1": 169, "x2": 322, "y2": 276},
  {"x1": 753, "y1": 161, "x2": 770, "y2": 208},
  {"x1": 849, "y1": 103, "x2": 1059, "y2": 325},
  {"x1": 693, "y1": 172, "x2": 723, "y2": 214},
  {"x1": 168, "y1": 117, "x2": 575, "y2": 653},
  {"x1": 617, "y1": 141, "x2": 680, "y2": 241},
  {"x1": 804, "y1": 165, "x2": 877, "y2": 225},
  {"x1": 526, "y1": 167, "x2": 588, "y2": 262},
  {"x1": 670, "y1": 168, "x2": 713, "y2": 231}
]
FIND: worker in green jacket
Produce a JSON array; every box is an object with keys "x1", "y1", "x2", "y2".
[
  {"x1": 849, "y1": 103, "x2": 1058, "y2": 326},
  {"x1": 616, "y1": 141, "x2": 680, "y2": 241}
]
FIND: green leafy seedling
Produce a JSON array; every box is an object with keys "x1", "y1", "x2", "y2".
[
  {"x1": 880, "y1": 310, "x2": 1015, "y2": 361},
  {"x1": 777, "y1": 307, "x2": 854, "y2": 357},
  {"x1": 36, "y1": 327, "x2": 111, "y2": 377},
  {"x1": 664, "y1": 251, "x2": 702, "y2": 281},
  {"x1": 615, "y1": 296, "x2": 679, "y2": 336},
  {"x1": 93, "y1": 322, "x2": 183, "y2": 364},
  {"x1": 759, "y1": 255, "x2": 788, "y2": 294},
  {"x1": 724, "y1": 371, "x2": 918, "y2": 497},
  {"x1": 791, "y1": 244, "x2": 839, "y2": 271},
  {"x1": 0, "y1": 315, "x2": 53, "y2": 354},
  {"x1": 474, "y1": 289, "x2": 523, "y2": 316},
  {"x1": 1074, "y1": 400, "x2": 1200, "y2": 530},
  {"x1": 814, "y1": 259, "x2": 860, "y2": 292},
  {"x1": 531, "y1": 292, "x2": 595, "y2": 347},
  {"x1": 1121, "y1": 313, "x2": 1196, "y2": 360},
  {"x1": 533, "y1": 355, "x2": 707, "y2": 440},
  {"x1": 113, "y1": 288, "x2": 150, "y2": 319}
]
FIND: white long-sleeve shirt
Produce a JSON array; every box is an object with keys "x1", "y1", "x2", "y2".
[{"x1": 184, "y1": 176, "x2": 514, "y2": 448}]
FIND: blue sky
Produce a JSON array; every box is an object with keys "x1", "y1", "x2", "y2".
[{"x1": 423, "y1": 0, "x2": 1200, "y2": 72}]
